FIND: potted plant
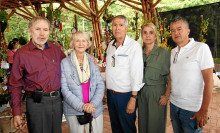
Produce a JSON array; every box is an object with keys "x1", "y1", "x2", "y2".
[{"x1": 0, "y1": 10, "x2": 8, "y2": 33}]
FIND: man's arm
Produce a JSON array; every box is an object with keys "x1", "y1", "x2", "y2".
[
  {"x1": 8, "y1": 52, "x2": 25, "y2": 129},
  {"x1": 126, "y1": 43, "x2": 144, "y2": 114},
  {"x1": 191, "y1": 68, "x2": 213, "y2": 129}
]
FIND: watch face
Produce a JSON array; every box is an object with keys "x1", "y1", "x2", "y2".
[{"x1": 131, "y1": 95, "x2": 137, "y2": 99}]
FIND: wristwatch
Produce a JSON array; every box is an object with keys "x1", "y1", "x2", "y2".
[{"x1": 131, "y1": 95, "x2": 138, "y2": 100}]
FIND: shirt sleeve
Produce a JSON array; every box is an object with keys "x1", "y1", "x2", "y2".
[
  {"x1": 161, "y1": 48, "x2": 171, "y2": 76},
  {"x1": 198, "y1": 44, "x2": 214, "y2": 70},
  {"x1": 8, "y1": 52, "x2": 24, "y2": 116},
  {"x1": 130, "y1": 43, "x2": 145, "y2": 91}
]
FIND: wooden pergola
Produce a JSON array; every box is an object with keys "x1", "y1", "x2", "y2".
[
  {"x1": 0, "y1": 0, "x2": 113, "y2": 60},
  {"x1": 0, "y1": 0, "x2": 162, "y2": 59}
]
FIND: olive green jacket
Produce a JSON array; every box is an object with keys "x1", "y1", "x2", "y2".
[{"x1": 143, "y1": 45, "x2": 170, "y2": 86}]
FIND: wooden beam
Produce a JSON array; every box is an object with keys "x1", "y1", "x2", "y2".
[
  {"x1": 81, "y1": 0, "x2": 96, "y2": 15},
  {"x1": 119, "y1": 0, "x2": 142, "y2": 12},
  {"x1": 125, "y1": 0, "x2": 141, "y2": 5},
  {"x1": 62, "y1": 0, "x2": 91, "y2": 16},
  {"x1": 0, "y1": 5, "x2": 14, "y2": 10},
  {"x1": 69, "y1": 0, "x2": 91, "y2": 16},
  {"x1": 15, "y1": 0, "x2": 35, "y2": 17},
  {"x1": 62, "y1": 4, "x2": 92, "y2": 21},
  {"x1": 4, "y1": 2, "x2": 32, "y2": 18},
  {"x1": 151, "y1": 0, "x2": 162, "y2": 9},
  {"x1": 97, "y1": 0, "x2": 111, "y2": 19},
  {"x1": 8, "y1": 10, "x2": 16, "y2": 19},
  {"x1": 14, "y1": 12, "x2": 32, "y2": 20},
  {"x1": 26, "y1": 0, "x2": 39, "y2": 16}
]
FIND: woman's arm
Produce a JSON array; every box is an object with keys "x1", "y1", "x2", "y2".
[{"x1": 61, "y1": 60, "x2": 84, "y2": 112}]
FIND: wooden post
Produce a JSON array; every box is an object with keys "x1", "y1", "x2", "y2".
[
  {"x1": 74, "y1": 15, "x2": 78, "y2": 31},
  {"x1": 90, "y1": 0, "x2": 103, "y2": 60},
  {"x1": 198, "y1": 15, "x2": 203, "y2": 42},
  {"x1": 135, "y1": 13, "x2": 139, "y2": 41}
]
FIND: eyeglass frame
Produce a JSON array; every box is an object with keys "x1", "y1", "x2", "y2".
[{"x1": 173, "y1": 51, "x2": 179, "y2": 64}]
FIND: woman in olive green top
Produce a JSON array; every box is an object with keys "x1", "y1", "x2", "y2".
[{"x1": 138, "y1": 23, "x2": 170, "y2": 133}]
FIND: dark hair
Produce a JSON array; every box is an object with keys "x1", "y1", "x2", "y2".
[
  {"x1": 12, "y1": 38, "x2": 19, "y2": 42},
  {"x1": 7, "y1": 41, "x2": 17, "y2": 50},
  {"x1": 170, "y1": 16, "x2": 189, "y2": 29}
]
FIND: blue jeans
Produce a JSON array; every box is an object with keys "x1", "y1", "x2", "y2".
[
  {"x1": 107, "y1": 90, "x2": 137, "y2": 133},
  {"x1": 170, "y1": 102, "x2": 202, "y2": 133}
]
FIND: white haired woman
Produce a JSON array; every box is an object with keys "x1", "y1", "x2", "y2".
[{"x1": 61, "y1": 31, "x2": 105, "y2": 133}]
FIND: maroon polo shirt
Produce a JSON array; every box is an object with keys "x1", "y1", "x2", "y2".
[{"x1": 8, "y1": 41, "x2": 66, "y2": 116}]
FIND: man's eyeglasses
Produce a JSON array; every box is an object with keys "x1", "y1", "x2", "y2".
[
  {"x1": 173, "y1": 51, "x2": 179, "y2": 64},
  {"x1": 112, "y1": 55, "x2": 115, "y2": 67}
]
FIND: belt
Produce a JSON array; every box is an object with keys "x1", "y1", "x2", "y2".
[
  {"x1": 26, "y1": 90, "x2": 60, "y2": 98},
  {"x1": 109, "y1": 90, "x2": 129, "y2": 94}
]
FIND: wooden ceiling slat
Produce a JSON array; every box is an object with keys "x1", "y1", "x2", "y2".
[
  {"x1": 81, "y1": 0, "x2": 96, "y2": 16},
  {"x1": 14, "y1": 11, "x2": 32, "y2": 20},
  {"x1": 119, "y1": 0, "x2": 142, "y2": 12},
  {"x1": 8, "y1": 10, "x2": 16, "y2": 19},
  {"x1": 26, "y1": 0, "x2": 39, "y2": 16},
  {"x1": 69, "y1": 0, "x2": 91, "y2": 16},
  {"x1": 15, "y1": 0, "x2": 35, "y2": 17},
  {"x1": 97, "y1": 0, "x2": 111, "y2": 19}
]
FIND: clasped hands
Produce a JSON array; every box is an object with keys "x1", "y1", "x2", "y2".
[
  {"x1": 159, "y1": 95, "x2": 169, "y2": 106},
  {"x1": 83, "y1": 103, "x2": 95, "y2": 115},
  {"x1": 14, "y1": 115, "x2": 27, "y2": 130}
]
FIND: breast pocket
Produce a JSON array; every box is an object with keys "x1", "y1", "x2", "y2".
[
  {"x1": 145, "y1": 63, "x2": 161, "y2": 80},
  {"x1": 115, "y1": 54, "x2": 129, "y2": 68}
]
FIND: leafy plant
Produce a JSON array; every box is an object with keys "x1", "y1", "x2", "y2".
[
  {"x1": 0, "y1": 10, "x2": 8, "y2": 23},
  {"x1": 0, "y1": 87, "x2": 10, "y2": 107}
]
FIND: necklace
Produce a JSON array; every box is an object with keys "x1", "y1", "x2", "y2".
[{"x1": 79, "y1": 63, "x2": 83, "y2": 70}]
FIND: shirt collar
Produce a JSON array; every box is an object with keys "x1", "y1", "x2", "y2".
[
  {"x1": 144, "y1": 44, "x2": 159, "y2": 56},
  {"x1": 28, "y1": 39, "x2": 50, "y2": 50},
  {"x1": 150, "y1": 44, "x2": 159, "y2": 55},
  {"x1": 112, "y1": 35, "x2": 128, "y2": 48},
  {"x1": 174, "y1": 38, "x2": 195, "y2": 52}
]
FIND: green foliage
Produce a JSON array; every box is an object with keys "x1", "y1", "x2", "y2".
[
  {"x1": 0, "y1": 10, "x2": 8, "y2": 23},
  {"x1": 156, "y1": 0, "x2": 219, "y2": 12},
  {"x1": 214, "y1": 58, "x2": 220, "y2": 64}
]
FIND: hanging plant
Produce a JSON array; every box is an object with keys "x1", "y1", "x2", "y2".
[
  {"x1": 0, "y1": 11, "x2": 8, "y2": 33},
  {"x1": 0, "y1": 11, "x2": 8, "y2": 23}
]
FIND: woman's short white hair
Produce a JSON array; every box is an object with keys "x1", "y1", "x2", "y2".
[{"x1": 70, "y1": 31, "x2": 91, "y2": 48}]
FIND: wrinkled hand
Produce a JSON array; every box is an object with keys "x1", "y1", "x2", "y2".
[
  {"x1": 83, "y1": 103, "x2": 95, "y2": 115},
  {"x1": 190, "y1": 109, "x2": 208, "y2": 130},
  {"x1": 14, "y1": 115, "x2": 27, "y2": 130},
  {"x1": 126, "y1": 98, "x2": 136, "y2": 114},
  {"x1": 159, "y1": 95, "x2": 169, "y2": 106}
]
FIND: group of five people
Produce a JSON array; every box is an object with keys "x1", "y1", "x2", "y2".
[{"x1": 8, "y1": 15, "x2": 213, "y2": 133}]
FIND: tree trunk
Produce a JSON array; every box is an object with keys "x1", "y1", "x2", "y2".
[{"x1": 213, "y1": 18, "x2": 218, "y2": 58}]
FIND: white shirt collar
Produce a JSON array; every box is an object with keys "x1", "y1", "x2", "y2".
[{"x1": 174, "y1": 38, "x2": 195, "y2": 52}]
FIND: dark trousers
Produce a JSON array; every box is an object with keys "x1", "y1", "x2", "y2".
[
  {"x1": 107, "y1": 90, "x2": 137, "y2": 133},
  {"x1": 26, "y1": 95, "x2": 63, "y2": 133}
]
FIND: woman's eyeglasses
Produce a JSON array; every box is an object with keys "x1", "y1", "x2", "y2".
[{"x1": 173, "y1": 51, "x2": 179, "y2": 64}]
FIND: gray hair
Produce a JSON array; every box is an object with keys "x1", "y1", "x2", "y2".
[
  {"x1": 70, "y1": 31, "x2": 91, "y2": 48},
  {"x1": 28, "y1": 16, "x2": 50, "y2": 29},
  {"x1": 113, "y1": 15, "x2": 129, "y2": 26},
  {"x1": 170, "y1": 16, "x2": 189, "y2": 29}
]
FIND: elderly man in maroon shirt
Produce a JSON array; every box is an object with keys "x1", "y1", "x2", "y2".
[{"x1": 8, "y1": 16, "x2": 66, "y2": 133}]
